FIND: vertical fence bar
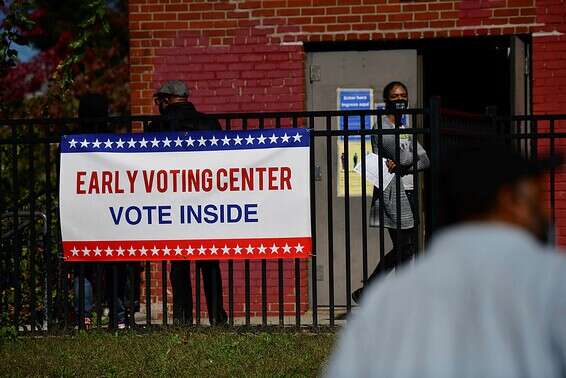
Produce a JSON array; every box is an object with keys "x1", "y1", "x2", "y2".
[
  {"x1": 293, "y1": 116, "x2": 301, "y2": 326},
  {"x1": 325, "y1": 115, "x2": 335, "y2": 326},
  {"x1": 228, "y1": 260, "x2": 234, "y2": 327},
  {"x1": 142, "y1": 119, "x2": 152, "y2": 328},
  {"x1": 258, "y1": 122, "x2": 269, "y2": 321},
  {"x1": 531, "y1": 119, "x2": 538, "y2": 160},
  {"x1": 309, "y1": 115, "x2": 317, "y2": 327},
  {"x1": 129, "y1": 264, "x2": 136, "y2": 328},
  {"x1": 428, "y1": 98, "x2": 441, "y2": 235},
  {"x1": 412, "y1": 114, "x2": 421, "y2": 256},
  {"x1": 44, "y1": 131, "x2": 53, "y2": 330},
  {"x1": 242, "y1": 117, "x2": 251, "y2": 326},
  {"x1": 343, "y1": 115, "x2": 352, "y2": 314},
  {"x1": 276, "y1": 116, "x2": 284, "y2": 326},
  {"x1": 550, "y1": 119, "x2": 556, "y2": 242},
  {"x1": 360, "y1": 114, "x2": 368, "y2": 288},
  {"x1": 394, "y1": 112, "x2": 402, "y2": 273},
  {"x1": 377, "y1": 114, "x2": 386, "y2": 265},
  {"x1": 225, "y1": 117, "x2": 234, "y2": 327},
  {"x1": 62, "y1": 263, "x2": 69, "y2": 330},
  {"x1": 0, "y1": 143, "x2": 3, "y2": 323},
  {"x1": 195, "y1": 261, "x2": 201, "y2": 325},
  {"x1": 145, "y1": 261, "x2": 151, "y2": 326},
  {"x1": 53, "y1": 136, "x2": 67, "y2": 331},
  {"x1": 11, "y1": 124, "x2": 22, "y2": 329},
  {"x1": 28, "y1": 124, "x2": 37, "y2": 331},
  {"x1": 96, "y1": 264, "x2": 103, "y2": 328},
  {"x1": 112, "y1": 264, "x2": 119, "y2": 329},
  {"x1": 78, "y1": 264, "x2": 85, "y2": 330},
  {"x1": 0, "y1": 144, "x2": 5, "y2": 325},
  {"x1": 161, "y1": 261, "x2": 168, "y2": 326}
]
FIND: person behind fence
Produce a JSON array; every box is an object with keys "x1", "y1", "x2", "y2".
[
  {"x1": 72, "y1": 93, "x2": 111, "y2": 327},
  {"x1": 75, "y1": 93, "x2": 141, "y2": 329},
  {"x1": 351, "y1": 81, "x2": 430, "y2": 304},
  {"x1": 325, "y1": 145, "x2": 566, "y2": 378},
  {"x1": 151, "y1": 80, "x2": 228, "y2": 326}
]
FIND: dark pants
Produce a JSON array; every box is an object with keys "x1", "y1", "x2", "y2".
[
  {"x1": 170, "y1": 260, "x2": 227, "y2": 325},
  {"x1": 104, "y1": 263, "x2": 128, "y2": 324},
  {"x1": 367, "y1": 190, "x2": 417, "y2": 285}
]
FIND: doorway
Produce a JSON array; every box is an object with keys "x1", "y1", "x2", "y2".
[{"x1": 305, "y1": 35, "x2": 530, "y2": 311}]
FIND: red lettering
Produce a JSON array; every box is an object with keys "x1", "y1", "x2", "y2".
[
  {"x1": 142, "y1": 170, "x2": 154, "y2": 192},
  {"x1": 217, "y1": 168, "x2": 228, "y2": 192},
  {"x1": 229, "y1": 168, "x2": 240, "y2": 191},
  {"x1": 126, "y1": 170, "x2": 138, "y2": 193},
  {"x1": 88, "y1": 172, "x2": 100, "y2": 194},
  {"x1": 256, "y1": 167, "x2": 266, "y2": 190},
  {"x1": 280, "y1": 167, "x2": 292, "y2": 190},
  {"x1": 187, "y1": 169, "x2": 200, "y2": 191},
  {"x1": 101, "y1": 171, "x2": 113, "y2": 193},
  {"x1": 156, "y1": 170, "x2": 167, "y2": 193},
  {"x1": 76, "y1": 171, "x2": 86, "y2": 194},
  {"x1": 170, "y1": 169, "x2": 180, "y2": 192},
  {"x1": 114, "y1": 171, "x2": 124, "y2": 194},
  {"x1": 202, "y1": 169, "x2": 213, "y2": 192},
  {"x1": 268, "y1": 167, "x2": 278, "y2": 190},
  {"x1": 241, "y1": 168, "x2": 253, "y2": 191}
]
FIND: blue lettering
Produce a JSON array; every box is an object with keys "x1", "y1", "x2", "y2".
[
  {"x1": 227, "y1": 204, "x2": 242, "y2": 223},
  {"x1": 181, "y1": 203, "x2": 259, "y2": 224},
  {"x1": 204, "y1": 204, "x2": 218, "y2": 224},
  {"x1": 125, "y1": 206, "x2": 142, "y2": 225},
  {"x1": 244, "y1": 204, "x2": 258, "y2": 222},
  {"x1": 109, "y1": 206, "x2": 123, "y2": 225},
  {"x1": 188, "y1": 205, "x2": 201, "y2": 223},
  {"x1": 159, "y1": 206, "x2": 172, "y2": 224},
  {"x1": 142, "y1": 205, "x2": 156, "y2": 224}
]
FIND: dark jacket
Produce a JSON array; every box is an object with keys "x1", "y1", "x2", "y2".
[{"x1": 150, "y1": 102, "x2": 221, "y2": 132}]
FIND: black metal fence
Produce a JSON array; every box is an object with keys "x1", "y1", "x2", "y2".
[{"x1": 1, "y1": 102, "x2": 565, "y2": 332}]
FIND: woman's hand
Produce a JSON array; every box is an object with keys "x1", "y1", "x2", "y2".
[{"x1": 386, "y1": 159, "x2": 397, "y2": 173}]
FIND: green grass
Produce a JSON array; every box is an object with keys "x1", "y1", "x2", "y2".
[{"x1": 0, "y1": 327, "x2": 336, "y2": 377}]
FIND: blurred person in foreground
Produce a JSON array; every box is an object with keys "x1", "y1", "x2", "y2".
[{"x1": 325, "y1": 145, "x2": 566, "y2": 378}]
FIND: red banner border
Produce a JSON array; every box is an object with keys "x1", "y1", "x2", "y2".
[{"x1": 63, "y1": 237, "x2": 312, "y2": 261}]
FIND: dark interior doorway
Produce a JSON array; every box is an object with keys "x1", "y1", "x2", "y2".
[
  {"x1": 422, "y1": 37, "x2": 512, "y2": 115},
  {"x1": 305, "y1": 35, "x2": 531, "y2": 116}
]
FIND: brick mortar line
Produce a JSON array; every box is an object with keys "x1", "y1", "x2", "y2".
[
  {"x1": 130, "y1": 22, "x2": 548, "y2": 41},
  {"x1": 270, "y1": 22, "x2": 546, "y2": 37}
]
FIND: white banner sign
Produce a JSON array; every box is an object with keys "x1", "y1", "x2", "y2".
[{"x1": 59, "y1": 128, "x2": 311, "y2": 261}]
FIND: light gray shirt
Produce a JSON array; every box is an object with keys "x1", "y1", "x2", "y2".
[
  {"x1": 325, "y1": 223, "x2": 566, "y2": 378},
  {"x1": 369, "y1": 116, "x2": 429, "y2": 229}
]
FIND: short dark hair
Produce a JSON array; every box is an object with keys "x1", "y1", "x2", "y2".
[
  {"x1": 439, "y1": 143, "x2": 559, "y2": 226},
  {"x1": 78, "y1": 93, "x2": 109, "y2": 133},
  {"x1": 78, "y1": 93, "x2": 108, "y2": 118},
  {"x1": 382, "y1": 81, "x2": 408, "y2": 101}
]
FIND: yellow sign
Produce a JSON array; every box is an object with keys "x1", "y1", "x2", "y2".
[{"x1": 337, "y1": 138, "x2": 374, "y2": 197}]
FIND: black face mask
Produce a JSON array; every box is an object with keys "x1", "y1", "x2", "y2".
[{"x1": 385, "y1": 99, "x2": 408, "y2": 111}]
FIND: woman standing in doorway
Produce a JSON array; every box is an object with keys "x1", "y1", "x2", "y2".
[{"x1": 352, "y1": 82, "x2": 430, "y2": 303}]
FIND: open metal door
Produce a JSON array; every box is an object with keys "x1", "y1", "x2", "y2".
[{"x1": 306, "y1": 50, "x2": 418, "y2": 313}]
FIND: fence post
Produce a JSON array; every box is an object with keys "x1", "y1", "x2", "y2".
[{"x1": 429, "y1": 97, "x2": 441, "y2": 236}]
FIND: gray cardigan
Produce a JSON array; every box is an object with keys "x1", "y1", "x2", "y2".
[{"x1": 369, "y1": 116, "x2": 430, "y2": 229}]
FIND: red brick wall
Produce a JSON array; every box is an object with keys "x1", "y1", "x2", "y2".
[
  {"x1": 532, "y1": 0, "x2": 566, "y2": 245},
  {"x1": 140, "y1": 260, "x2": 308, "y2": 320},
  {"x1": 130, "y1": 0, "x2": 546, "y2": 116},
  {"x1": 129, "y1": 0, "x2": 566, "y2": 319}
]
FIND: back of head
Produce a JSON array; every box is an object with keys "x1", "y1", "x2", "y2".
[
  {"x1": 78, "y1": 93, "x2": 109, "y2": 133},
  {"x1": 439, "y1": 143, "x2": 559, "y2": 228}
]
